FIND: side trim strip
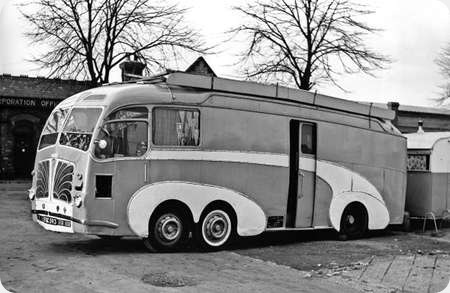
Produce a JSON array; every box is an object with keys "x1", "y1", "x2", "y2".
[
  {"x1": 84, "y1": 220, "x2": 119, "y2": 228},
  {"x1": 147, "y1": 150, "x2": 384, "y2": 202},
  {"x1": 148, "y1": 150, "x2": 289, "y2": 167}
]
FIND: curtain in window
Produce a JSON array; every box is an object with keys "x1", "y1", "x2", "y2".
[
  {"x1": 153, "y1": 109, "x2": 179, "y2": 145},
  {"x1": 153, "y1": 108, "x2": 199, "y2": 146}
]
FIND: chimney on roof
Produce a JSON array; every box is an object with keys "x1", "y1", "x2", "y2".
[
  {"x1": 387, "y1": 101, "x2": 400, "y2": 127},
  {"x1": 417, "y1": 119, "x2": 425, "y2": 134},
  {"x1": 119, "y1": 53, "x2": 145, "y2": 81}
]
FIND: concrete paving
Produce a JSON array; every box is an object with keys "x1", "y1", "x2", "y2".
[{"x1": 327, "y1": 254, "x2": 450, "y2": 292}]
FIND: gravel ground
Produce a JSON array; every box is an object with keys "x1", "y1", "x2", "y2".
[{"x1": 1, "y1": 183, "x2": 449, "y2": 292}]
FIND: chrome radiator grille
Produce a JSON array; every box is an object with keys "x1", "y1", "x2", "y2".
[
  {"x1": 36, "y1": 160, "x2": 50, "y2": 198},
  {"x1": 53, "y1": 161, "x2": 74, "y2": 203},
  {"x1": 35, "y1": 159, "x2": 74, "y2": 203}
]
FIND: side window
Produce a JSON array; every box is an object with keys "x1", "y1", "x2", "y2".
[
  {"x1": 153, "y1": 108, "x2": 200, "y2": 146},
  {"x1": 301, "y1": 124, "x2": 316, "y2": 155},
  {"x1": 105, "y1": 107, "x2": 148, "y2": 120},
  {"x1": 94, "y1": 107, "x2": 148, "y2": 159},
  {"x1": 407, "y1": 154, "x2": 429, "y2": 171}
]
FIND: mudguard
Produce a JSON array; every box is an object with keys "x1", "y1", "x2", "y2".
[
  {"x1": 127, "y1": 181, "x2": 266, "y2": 237},
  {"x1": 316, "y1": 160, "x2": 390, "y2": 231},
  {"x1": 329, "y1": 191, "x2": 390, "y2": 231}
]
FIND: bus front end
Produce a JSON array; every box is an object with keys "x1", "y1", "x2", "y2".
[{"x1": 29, "y1": 98, "x2": 103, "y2": 234}]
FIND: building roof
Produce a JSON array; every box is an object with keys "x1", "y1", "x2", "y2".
[
  {"x1": 0, "y1": 74, "x2": 92, "y2": 100},
  {"x1": 397, "y1": 104, "x2": 450, "y2": 115},
  {"x1": 185, "y1": 57, "x2": 217, "y2": 77},
  {"x1": 374, "y1": 102, "x2": 450, "y2": 116},
  {"x1": 404, "y1": 131, "x2": 450, "y2": 149}
]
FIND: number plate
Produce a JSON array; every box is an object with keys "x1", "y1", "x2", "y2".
[{"x1": 37, "y1": 215, "x2": 71, "y2": 227}]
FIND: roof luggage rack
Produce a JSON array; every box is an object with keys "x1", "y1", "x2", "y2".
[
  {"x1": 104, "y1": 70, "x2": 394, "y2": 121},
  {"x1": 164, "y1": 71, "x2": 394, "y2": 121}
]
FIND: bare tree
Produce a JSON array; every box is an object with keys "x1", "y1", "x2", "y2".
[
  {"x1": 232, "y1": 0, "x2": 390, "y2": 90},
  {"x1": 21, "y1": 0, "x2": 208, "y2": 85},
  {"x1": 435, "y1": 44, "x2": 450, "y2": 103}
]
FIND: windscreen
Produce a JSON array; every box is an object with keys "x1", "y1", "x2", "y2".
[
  {"x1": 38, "y1": 108, "x2": 69, "y2": 149},
  {"x1": 59, "y1": 108, "x2": 102, "y2": 151}
]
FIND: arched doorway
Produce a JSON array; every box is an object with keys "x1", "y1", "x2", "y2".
[{"x1": 11, "y1": 115, "x2": 40, "y2": 178}]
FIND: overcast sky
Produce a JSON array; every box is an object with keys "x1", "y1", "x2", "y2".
[{"x1": 1, "y1": 0, "x2": 450, "y2": 107}]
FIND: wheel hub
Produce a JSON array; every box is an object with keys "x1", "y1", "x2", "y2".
[
  {"x1": 157, "y1": 215, "x2": 181, "y2": 242},
  {"x1": 203, "y1": 212, "x2": 230, "y2": 244},
  {"x1": 347, "y1": 215, "x2": 355, "y2": 225}
]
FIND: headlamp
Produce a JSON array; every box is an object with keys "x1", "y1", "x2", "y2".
[
  {"x1": 28, "y1": 189, "x2": 36, "y2": 200},
  {"x1": 74, "y1": 194, "x2": 83, "y2": 208}
]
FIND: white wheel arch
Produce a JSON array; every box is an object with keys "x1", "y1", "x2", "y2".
[
  {"x1": 329, "y1": 192, "x2": 390, "y2": 231},
  {"x1": 314, "y1": 159, "x2": 390, "y2": 232},
  {"x1": 127, "y1": 181, "x2": 266, "y2": 237}
]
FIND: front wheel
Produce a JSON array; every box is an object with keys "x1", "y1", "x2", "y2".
[
  {"x1": 339, "y1": 203, "x2": 368, "y2": 240},
  {"x1": 144, "y1": 209, "x2": 190, "y2": 252},
  {"x1": 196, "y1": 208, "x2": 235, "y2": 250}
]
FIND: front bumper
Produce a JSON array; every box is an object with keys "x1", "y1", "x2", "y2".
[{"x1": 31, "y1": 208, "x2": 119, "y2": 234}]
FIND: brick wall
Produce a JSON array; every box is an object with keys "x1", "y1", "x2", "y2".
[{"x1": 0, "y1": 74, "x2": 92, "y2": 179}]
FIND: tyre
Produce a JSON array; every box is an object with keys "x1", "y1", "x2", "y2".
[
  {"x1": 339, "y1": 203, "x2": 368, "y2": 240},
  {"x1": 196, "y1": 207, "x2": 235, "y2": 250},
  {"x1": 144, "y1": 208, "x2": 190, "y2": 252}
]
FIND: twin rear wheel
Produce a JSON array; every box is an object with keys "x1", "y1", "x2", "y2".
[{"x1": 144, "y1": 206, "x2": 235, "y2": 252}]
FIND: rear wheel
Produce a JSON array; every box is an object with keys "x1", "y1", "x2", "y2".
[
  {"x1": 339, "y1": 203, "x2": 368, "y2": 240},
  {"x1": 196, "y1": 208, "x2": 235, "y2": 250},
  {"x1": 144, "y1": 209, "x2": 190, "y2": 252}
]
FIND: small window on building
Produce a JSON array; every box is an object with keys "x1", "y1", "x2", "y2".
[
  {"x1": 407, "y1": 154, "x2": 430, "y2": 171},
  {"x1": 301, "y1": 124, "x2": 316, "y2": 155},
  {"x1": 153, "y1": 108, "x2": 200, "y2": 146}
]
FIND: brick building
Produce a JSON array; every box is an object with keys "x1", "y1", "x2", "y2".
[
  {"x1": 0, "y1": 75, "x2": 91, "y2": 179},
  {"x1": 387, "y1": 102, "x2": 450, "y2": 133}
]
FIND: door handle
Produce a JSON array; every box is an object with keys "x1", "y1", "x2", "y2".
[{"x1": 298, "y1": 171, "x2": 305, "y2": 177}]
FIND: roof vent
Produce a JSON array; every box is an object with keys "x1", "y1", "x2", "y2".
[{"x1": 417, "y1": 119, "x2": 425, "y2": 134}]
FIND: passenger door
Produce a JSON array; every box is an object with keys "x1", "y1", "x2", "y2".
[
  {"x1": 93, "y1": 107, "x2": 149, "y2": 233},
  {"x1": 286, "y1": 120, "x2": 317, "y2": 228}
]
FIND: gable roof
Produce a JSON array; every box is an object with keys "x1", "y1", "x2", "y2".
[{"x1": 185, "y1": 57, "x2": 217, "y2": 77}]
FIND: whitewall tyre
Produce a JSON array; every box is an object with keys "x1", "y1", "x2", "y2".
[{"x1": 197, "y1": 209, "x2": 234, "y2": 250}]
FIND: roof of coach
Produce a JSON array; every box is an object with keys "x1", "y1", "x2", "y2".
[
  {"x1": 63, "y1": 70, "x2": 395, "y2": 123},
  {"x1": 62, "y1": 81, "x2": 211, "y2": 110}
]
